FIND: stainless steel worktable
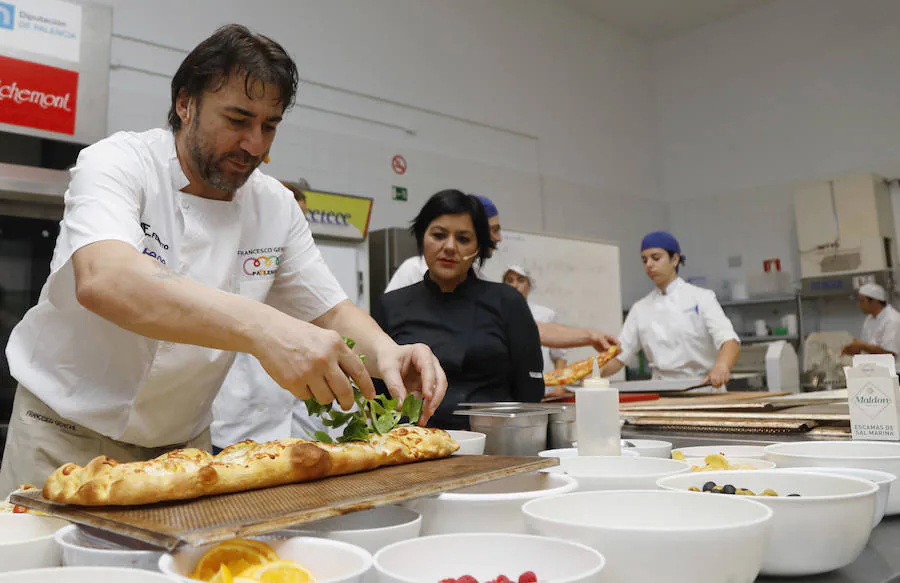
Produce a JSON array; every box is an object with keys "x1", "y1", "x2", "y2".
[{"x1": 621, "y1": 427, "x2": 900, "y2": 582}]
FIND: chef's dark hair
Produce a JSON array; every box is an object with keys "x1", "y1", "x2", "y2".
[
  {"x1": 410, "y1": 189, "x2": 495, "y2": 267},
  {"x1": 667, "y1": 250, "x2": 686, "y2": 273},
  {"x1": 167, "y1": 24, "x2": 298, "y2": 132}
]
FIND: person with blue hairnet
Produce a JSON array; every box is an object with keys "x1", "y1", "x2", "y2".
[{"x1": 601, "y1": 232, "x2": 740, "y2": 388}]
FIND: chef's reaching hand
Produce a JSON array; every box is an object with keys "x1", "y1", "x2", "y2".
[
  {"x1": 376, "y1": 342, "x2": 448, "y2": 426},
  {"x1": 589, "y1": 331, "x2": 621, "y2": 353},
  {"x1": 254, "y1": 317, "x2": 376, "y2": 412},
  {"x1": 841, "y1": 339, "x2": 866, "y2": 356},
  {"x1": 703, "y1": 362, "x2": 732, "y2": 388}
]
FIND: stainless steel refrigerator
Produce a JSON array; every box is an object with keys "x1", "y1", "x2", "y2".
[{"x1": 368, "y1": 227, "x2": 419, "y2": 308}]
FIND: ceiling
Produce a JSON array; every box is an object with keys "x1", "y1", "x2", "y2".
[{"x1": 564, "y1": 0, "x2": 776, "y2": 41}]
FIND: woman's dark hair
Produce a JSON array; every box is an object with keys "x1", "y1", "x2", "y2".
[
  {"x1": 666, "y1": 250, "x2": 686, "y2": 273},
  {"x1": 167, "y1": 24, "x2": 299, "y2": 132},
  {"x1": 410, "y1": 190, "x2": 494, "y2": 266}
]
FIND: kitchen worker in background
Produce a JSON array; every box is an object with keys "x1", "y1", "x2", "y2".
[
  {"x1": 502, "y1": 264, "x2": 567, "y2": 376},
  {"x1": 601, "y1": 231, "x2": 741, "y2": 388},
  {"x1": 384, "y1": 194, "x2": 502, "y2": 292},
  {"x1": 283, "y1": 178, "x2": 310, "y2": 216},
  {"x1": 0, "y1": 24, "x2": 447, "y2": 495},
  {"x1": 841, "y1": 283, "x2": 900, "y2": 363},
  {"x1": 385, "y1": 196, "x2": 618, "y2": 355},
  {"x1": 375, "y1": 190, "x2": 544, "y2": 429}
]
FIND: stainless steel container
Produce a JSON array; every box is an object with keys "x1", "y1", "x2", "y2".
[
  {"x1": 460, "y1": 402, "x2": 576, "y2": 449},
  {"x1": 453, "y1": 407, "x2": 551, "y2": 456}
]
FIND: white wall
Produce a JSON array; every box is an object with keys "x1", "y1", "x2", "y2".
[
  {"x1": 86, "y1": 0, "x2": 663, "y2": 307},
  {"x1": 653, "y1": 0, "x2": 900, "y2": 332}
]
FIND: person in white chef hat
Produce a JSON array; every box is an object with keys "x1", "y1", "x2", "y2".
[
  {"x1": 841, "y1": 283, "x2": 900, "y2": 364},
  {"x1": 502, "y1": 265, "x2": 568, "y2": 378}
]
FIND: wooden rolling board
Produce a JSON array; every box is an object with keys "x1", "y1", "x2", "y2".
[
  {"x1": 619, "y1": 392, "x2": 791, "y2": 411},
  {"x1": 621, "y1": 402, "x2": 849, "y2": 422},
  {"x1": 10, "y1": 455, "x2": 555, "y2": 551},
  {"x1": 626, "y1": 416, "x2": 818, "y2": 434}
]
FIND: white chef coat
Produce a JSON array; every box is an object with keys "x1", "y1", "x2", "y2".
[
  {"x1": 383, "y1": 255, "x2": 486, "y2": 293},
  {"x1": 211, "y1": 352, "x2": 337, "y2": 447},
  {"x1": 528, "y1": 303, "x2": 566, "y2": 376},
  {"x1": 617, "y1": 278, "x2": 740, "y2": 381},
  {"x1": 6, "y1": 128, "x2": 347, "y2": 447},
  {"x1": 861, "y1": 304, "x2": 900, "y2": 364}
]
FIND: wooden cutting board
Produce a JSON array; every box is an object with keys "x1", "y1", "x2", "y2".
[
  {"x1": 10, "y1": 455, "x2": 555, "y2": 550},
  {"x1": 622, "y1": 403, "x2": 849, "y2": 422},
  {"x1": 619, "y1": 392, "x2": 791, "y2": 411}
]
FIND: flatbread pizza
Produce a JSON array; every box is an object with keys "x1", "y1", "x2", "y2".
[
  {"x1": 543, "y1": 345, "x2": 619, "y2": 386},
  {"x1": 42, "y1": 426, "x2": 457, "y2": 506}
]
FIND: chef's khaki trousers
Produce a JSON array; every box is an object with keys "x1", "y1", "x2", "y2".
[{"x1": 0, "y1": 386, "x2": 211, "y2": 498}]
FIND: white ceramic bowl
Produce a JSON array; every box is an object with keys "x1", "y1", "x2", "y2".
[
  {"x1": 279, "y1": 506, "x2": 421, "y2": 554},
  {"x1": 55, "y1": 525, "x2": 164, "y2": 571},
  {"x1": 558, "y1": 456, "x2": 691, "y2": 491},
  {"x1": 159, "y1": 536, "x2": 372, "y2": 583},
  {"x1": 0, "y1": 514, "x2": 69, "y2": 572},
  {"x1": 622, "y1": 439, "x2": 672, "y2": 458},
  {"x1": 374, "y1": 533, "x2": 605, "y2": 583},
  {"x1": 673, "y1": 445, "x2": 768, "y2": 459},
  {"x1": 522, "y1": 490, "x2": 772, "y2": 583},
  {"x1": 405, "y1": 472, "x2": 577, "y2": 535},
  {"x1": 657, "y1": 469, "x2": 878, "y2": 576},
  {"x1": 0, "y1": 566, "x2": 174, "y2": 582},
  {"x1": 446, "y1": 430, "x2": 486, "y2": 455},
  {"x1": 538, "y1": 447, "x2": 639, "y2": 458},
  {"x1": 765, "y1": 440, "x2": 900, "y2": 515},
  {"x1": 776, "y1": 466, "x2": 896, "y2": 527},
  {"x1": 684, "y1": 457, "x2": 776, "y2": 471}
]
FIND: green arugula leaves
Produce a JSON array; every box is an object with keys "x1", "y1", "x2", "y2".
[{"x1": 302, "y1": 337, "x2": 424, "y2": 443}]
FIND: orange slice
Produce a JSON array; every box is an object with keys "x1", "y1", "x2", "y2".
[
  {"x1": 230, "y1": 539, "x2": 280, "y2": 562},
  {"x1": 210, "y1": 564, "x2": 234, "y2": 583},
  {"x1": 191, "y1": 541, "x2": 274, "y2": 582},
  {"x1": 239, "y1": 559, "x2": 317, "y2": 583}
]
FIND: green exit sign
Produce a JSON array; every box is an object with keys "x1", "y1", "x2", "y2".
[{"x1": 392, "y1": 186, "x2": 408, "y2": 201}]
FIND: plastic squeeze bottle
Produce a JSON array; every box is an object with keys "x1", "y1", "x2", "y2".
[{"x1": 575, "y1": 359, "x2": 621, "y2": 456}]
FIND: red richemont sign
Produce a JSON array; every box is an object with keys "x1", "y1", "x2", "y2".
[{"x1": 0, "y1": 55, "x2": 79, "y2": 135}]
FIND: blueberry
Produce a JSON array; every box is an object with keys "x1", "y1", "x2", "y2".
[
  {"x1": 702, "y1": 481, "x2": 716, "y2": 492},
  {"x1": 787, "y1": 493, "x2": 801, "y2": 497},
  {"x1": 722, "y1": 484, "x2": 736, "y2": 495}
]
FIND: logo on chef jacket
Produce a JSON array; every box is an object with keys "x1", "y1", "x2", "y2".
[
  {"x1": 855, "y1": 384, "x2": 891, "y2": 419},
  {"x1": 0, "y1": 55, "x2": 78, "y2": 135},
  {"x1": 141, "y1": 222, "x2": 169, "y2": 265},
  {"x1": 238, "y1": 247, "x2": 284, "y2": 278}
]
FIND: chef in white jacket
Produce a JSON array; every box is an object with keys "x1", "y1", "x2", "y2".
[
  {"x1": 841, "y1": 283, "x2": 900, "y2": 364},
  {"x1": 502, "y1": 265, "x2": 567, "y2": 374},
  {"x1": 602, "y1": 232, "x2": 740, "y2": 387}
]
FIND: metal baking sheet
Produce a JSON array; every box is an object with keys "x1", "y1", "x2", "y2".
[{"x1": 10, "y1": 455, "x2": 556, "y2": 551}]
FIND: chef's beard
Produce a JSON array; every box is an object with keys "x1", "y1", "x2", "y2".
[{"x1": 186, "y1": 117, "x2": 261, "y2": 194}]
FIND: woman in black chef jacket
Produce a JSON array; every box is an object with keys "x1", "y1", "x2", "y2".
[{"x1": 374, "y1": 189, "x2": 544, "y2": 429}]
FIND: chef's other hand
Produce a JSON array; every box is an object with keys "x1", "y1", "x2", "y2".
[
  {"x1": 841, "y1": 339, "x2": 865, "y2": 356},
  {"x1": 376, "y1": 342, "x2": 448, "y2": 426},
  {"x1": 703, "y1": 363, "x2": 732, "y2": 388},
  {"x1": 254, "y1": 319, "x2": 376, "y2": 411},
  {"x1": 589, "y1": 331, "x2": 621, "y2": 353}
]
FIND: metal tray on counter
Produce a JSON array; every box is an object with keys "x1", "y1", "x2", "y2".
[{"x1": 10, "y1": 455, "x2": 556, "y2": 550}]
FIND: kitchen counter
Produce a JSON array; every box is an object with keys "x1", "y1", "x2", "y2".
[{"x1": 622, "y1": 427, "x2": 900, "y2": 582}]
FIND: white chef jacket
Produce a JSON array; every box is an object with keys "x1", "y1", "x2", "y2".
[
  {"x1": 861, "y1": 304, "x2": 900, "y2": 364},
  {"x1": 6, "y1": 128, "x2": 347, "y2": 447},
  {"x1": 383, "y1": 255, "x2": 486, "y2": 293},
  {"x1": 528, "y1": 303, "x2": 566, "y2": 376},
  {"x1": 617, "y1": 278, "x2": 740, "y2": 381},
  {"x1": 211, "y1": 352, "x2": 337, "y2": 448}
]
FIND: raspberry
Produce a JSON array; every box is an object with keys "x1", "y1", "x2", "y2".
[
  {"x1": 457, "y1": 576, "x2": 479, "y2": 583},
  {"x1": 495, "y1": 576, "x2": 512, "y2": 583},
  {"x1": 519, "y1": 572, "x2": 538, "y2": 583},
  {"x1": 439, "y1": 579, "x2": 458, "y2": 583}
]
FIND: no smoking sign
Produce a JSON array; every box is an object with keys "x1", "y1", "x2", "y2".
[{"x1": 392, "y1": 155, "x2": 407, "y2": 175}]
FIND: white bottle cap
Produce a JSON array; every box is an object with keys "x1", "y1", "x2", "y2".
[{"x1": 581, "y1": 359, "x2": 610, "y2": 388}]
